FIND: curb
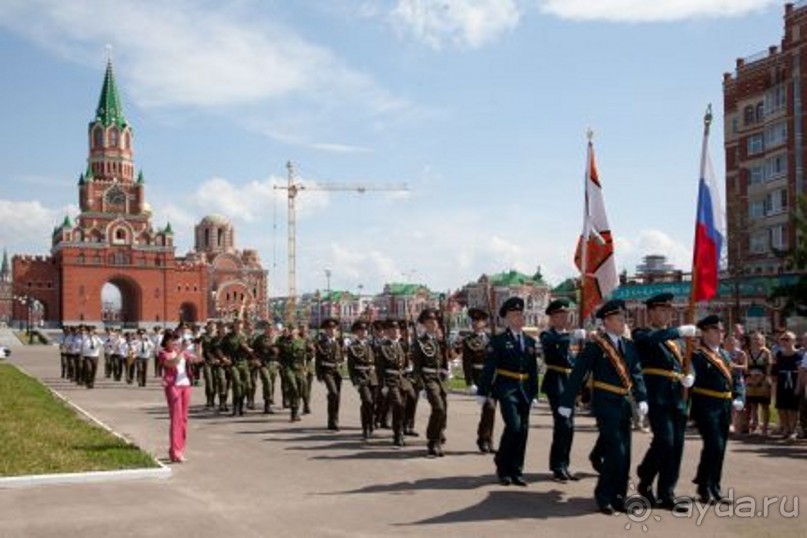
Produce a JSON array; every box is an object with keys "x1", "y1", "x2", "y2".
[{"x1": 0, "y1": 362, "x2": 171, "y2": 489}]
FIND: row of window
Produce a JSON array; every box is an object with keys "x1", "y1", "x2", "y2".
[
  {"x1": 748, "y1": 189, "x2": 788, "y2": 218},
  {"x1": 76, "y1": 254, "x2": 163, "y2": 267},
  {"x1": 26, "y1": 282, "x2": 53, "y2": 289},
  {"x1": 741, "y1": 85, "x2": 787, "y2": 128},
  {"x1": 90, "y1": 161, "x2": 132, "y2": 178},
  {"x1": 749, "y1": 224, "x2": 789, "y2": 253},
  {"x1": 92, "y1": 126, "x2": 131, "y2": 150},
  {"x1": 747, "y1": 120, "x2": 788, "y2": 155},
  {"x1": 747, "y1": 153, "x2": 787, "y2": 184}
]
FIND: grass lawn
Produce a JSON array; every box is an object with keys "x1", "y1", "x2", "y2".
[{"x1": 0, "y1": 364, "x2": 158, "y2": 477}]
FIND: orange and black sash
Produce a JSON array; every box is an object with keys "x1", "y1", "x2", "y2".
[
  {"x1": 592, "y1": 333, "x2": 633, "y2": 391},
  {"x1": 664, "y1": 340, "x2": 683, "y2": 367},
  {"x1": 697, "y1": 345, "x2": 732, "y2": 383}
]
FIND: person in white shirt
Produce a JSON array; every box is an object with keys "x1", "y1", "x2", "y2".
[
  {"x1": 59, "y1": 327, "x2": 69, "y2": 379},
  {"x1": 81, "y1": 325, "x2": 104, "y2": 389},
  {"x1": 67, "y1": 326, "x2": 83, "y2": 383},
  {"x1": 103, "y1": 327, "x2": 115, "y2": 379},
  {"x1": 152, "y1": 326, "x2": 164, "y2": 378},
  {"x1": 135, "y1": 329, "x2": 155, "y2": 387},
  {"x1": 118, "y1": 332, "x2": 135, "y2": 384}
]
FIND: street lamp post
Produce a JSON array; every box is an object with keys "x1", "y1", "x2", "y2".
[{"x1": 325, "y1": 268, "x2": 332, "y2": 318}]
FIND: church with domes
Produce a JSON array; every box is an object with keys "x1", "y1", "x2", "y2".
[{"x1": 12, "y1": 61, "x2": 268, "y2": 326}]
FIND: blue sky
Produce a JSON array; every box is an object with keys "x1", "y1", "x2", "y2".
[{"x1": 0, "y1": 0, "x2": 785, "y2": 296}]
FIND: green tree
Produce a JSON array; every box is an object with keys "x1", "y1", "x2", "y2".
[{"x1": 771, "y1": 195, "x2": 807, "y2": 315}]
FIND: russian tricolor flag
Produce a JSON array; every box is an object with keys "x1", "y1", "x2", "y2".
[{"x1": 691, "y1": 106, "x2": 725, "y2": 303}]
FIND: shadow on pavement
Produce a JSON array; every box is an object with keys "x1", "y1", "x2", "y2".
[{"x1": 400, "y1": 489, "x2": 595, "y2": 525}]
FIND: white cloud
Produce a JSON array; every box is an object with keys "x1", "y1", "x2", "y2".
[
  {"x1": 391, "y1": 0, "x2": 521, "y2": 49},
  {"x1": 0, "y1": 0, "x2": 406, "y2": 116},
  {"x1": 616, "y1": 229, "x2": 691, "y2": 274},
  {"x1": 0, "y1": 200, "x2": 77, "y2": 250},
  {"x1": 537, "y1": 0, "x2": 777, "y2": 23}
]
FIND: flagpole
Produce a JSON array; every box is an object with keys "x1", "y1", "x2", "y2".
[
  {"x1": 579, "y1": 129, "x2": 594, "y2": 329},
  {"x1": 684, "y1": 105, "x2": 713, "y2": 381}
]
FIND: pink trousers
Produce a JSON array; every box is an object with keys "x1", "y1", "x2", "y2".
[{"x1": 165, "y1": 385, "x2": 191, "y2": 460}]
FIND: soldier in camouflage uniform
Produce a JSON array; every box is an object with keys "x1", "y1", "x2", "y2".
[
  {"x1": 278, "y1": 326, "x2": 308, "y2": 422},
  {"x1": 400, "y1": 321, "x2": 421, "y2": 438},
  {"x1": 199, "y1": 321, "x2": 217, "y2": 409},
  {"x1": 251, "y1": 323, "x2": 279, "y2": 414},
  {"x1": 222, "y1": 319, "x2": 254, "y2": 416}
]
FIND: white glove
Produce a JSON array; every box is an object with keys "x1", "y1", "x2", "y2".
[
  {"x1": 681, "y1": 373, "x2": 695, "y2": 388},
  {"x1": 732, "y1": 399, "x2": 744, "y2": 412},
  {"x1": 637, "y1": 401, "x2": 649, "y2": 417},
  {"x1": 419, "y1": 390, "x2": 427, "y2": 399},
  {"x1": 381, "y1": 386, "x2": 389, "y2": 396},
  {"x1": 572, "y1": 329, "x2": 587, "y2": 340},
  {"x1": 558, "y1": 406, "x2": 572, "y2": 418},
  {"x1": 678, "y1": 325, "x2": 697, "y2": 338},
  {"x1": 475, "y1": 395, "x2": 488, "y2": 406},
  {"x1": 531, "y1": 398, "x2": 539, "y2": 408},
  {"x1": 467, "y1": 384, "x2": 478, "y2": 395}
]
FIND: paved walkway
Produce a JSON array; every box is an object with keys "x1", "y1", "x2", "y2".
[{"x1": 1, "y1": 346, "x2": 805, "y2": 537}]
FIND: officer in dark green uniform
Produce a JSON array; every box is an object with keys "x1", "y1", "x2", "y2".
[
  {"x1": 690, "y1": 315, "x2": 745, "y2": 504},
  {"x1": 413, "y1": 308, "x2": 449, "y2": 458},
  {"x1": 299, "y1": 324, "x2": 315, "y2": 414},
  {"x1": 199, "y1": 321, "x2": 217, "y2": 409},
  {"x1": 347, "y1": 320, "x2": 377, "y2": 440},
  {"x1": 251, "y1": 323, "x2": 279, "y2": 414},
  {"x1": 371, "y1": 320, "x2": 390, "y2": 429},
  {"x1": 379, "y1": 319, "x2": 408, "y2": 446},
  {"x1": 478, "y1": 297, "x2": 539, "y2": 486},
  {"x1": 278, "y1": 326, "x2": 308, "y2": 422},
  {"x1": 400, "y1": 321, "x2": 420, "y2": 438},
  {"x1": 559, "y1": 299, "x2": 648, "y2": 514},
  {"x1": 540, "y1": 299, "x2": 586, "y2": 481},
  {"x1": 316, "y1": 318, "x2": 344, "y2": 431},
  {"x1": 462, "y1": 308, "x2": 495, "y2": 453},
  {"x1": 633, "y1": 293, "x2": 697, "y2": 509}
]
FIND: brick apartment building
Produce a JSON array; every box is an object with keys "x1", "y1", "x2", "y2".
[{"x1": 723, "y1": 2, "x2": 807, "y2": 276}]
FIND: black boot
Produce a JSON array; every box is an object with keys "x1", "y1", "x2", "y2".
[
  {"x1": 264, "y1": 401, "x2": 274, "y2": 414},
  {"x1": 238, "y1": 398, "x2": 245, "y2": 416}
]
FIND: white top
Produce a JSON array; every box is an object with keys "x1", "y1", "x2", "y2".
[
  {"x1": 81, "y1": 335, "x2": 103, "y2": 357},
  {"x1": 175, "y1": 355, "x2": 191, "y2": 387},
  {"x1": 116, "y1": 339, "x2": 130, "y2": 356},
  {"x1": 136, "y1": 339, "x2": 154, "y2": 359}
]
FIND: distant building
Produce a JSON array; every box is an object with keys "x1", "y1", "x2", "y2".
[
  {"x1": 0, "y1": 250, "x2": 12, "y2": 324},
  {"x1": 462, "y1": 269, "x2": 550, "y2": 330},
  {"x1": 723, "y1": 2, "x2": 807, "y2": 276},
  {"x1": 11, "y1": 60, "x2": 267, "y2": 327}
]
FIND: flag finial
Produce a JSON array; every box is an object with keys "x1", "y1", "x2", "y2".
[
  {"x1": 704, "y1": 104, "x2": 712, "y2": 135},
  {"x1": 586, "y1": 128, "x2": 594, "y2": 142}
]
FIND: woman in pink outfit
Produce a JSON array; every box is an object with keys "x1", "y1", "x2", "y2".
[{"x1": 159, "y1": 330, "x2": 201, "y2": 463}]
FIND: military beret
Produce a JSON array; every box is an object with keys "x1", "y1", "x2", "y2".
[
  {"x1": 499, "y1": 296, "x2": 524, "y2": 318},
  {"x1": 467, "y1": 307, "x2": 489, "y2": 321},
  {"x1": 418, "y1": 308, "x2": 439, "y2": 324},
  {"x1": 321, "y1": 318, "x2": 339, "y2": 329},
  {"x1": 351, "y1": 320, "x2": 368, "y2": 332},
  {"x1": 645, "y1": 292, "x2": 674, "y2": 308},
  {"x1": 545, "y1": 298, "x2": 571, "y2": 316},
  {"x1": 696, "y1": 314, "x2": 722, "y2": 331},
  {"x1": 595, "y1": 299, "x2": 626, "y2": 319},
  {"x1": 382, "y1": 318, "x2": 399, "y2": 330}
]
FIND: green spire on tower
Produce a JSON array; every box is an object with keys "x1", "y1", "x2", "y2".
[
  {"x1": 84, "y1": 162, "x2": 94, "y2": 181},
  {"x1": 1, "y1": 248, "x2": 9, "y2": 278},
  {"x1": 78, "y1": 172, "x2": 85, "y2": 186},
  {"x1": 164, "y1": 221, "x2": 173, "y2": 235},
  {"x1": 137, "y1": 170, "x2": 144, "y2": 184},
  {"x1": 95, "y1": 60, "x2": 127, "y2": 129},
  {"x1": 61, "y1": 215, "x2": 73, "y2": 229}
]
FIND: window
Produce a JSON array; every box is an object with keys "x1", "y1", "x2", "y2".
[
  {"x1": 764, "y1": 189, "x2": 788, "y2": 216},
  {"x1": 204, "y1": 228, "x2": 210, "y2": 247},
  {"x1": 217, "y1": 228, "x2": 223, "y2": 247},
  {"x1": 77, "y1": 254, "x2": 85, "y2": 264},
  {"x1": 748, "y1": 134, "x2": 764, "y2": 155},
  {"x1": 770, "y1": 225, "x2": 788, "y2": 249},
  {"x1": 744, "y1": 105, "x2": 755, "y2": 126},
  {"x1": 764, "y1": 120, "x2": 787, "y2": 149},
  {"x1": 750, "y1": 232, "x2": 768, "y2": 253},
  {"x1": 123, "y1": 131, "x2": 131, "y2": 150},
  {"x1": 749, "y1": 200, "x2": 765, "y2": 218},
  {"x1": 749, "y1": 165, "x2": 764, "y2": 185},
  {"x1": 109, "y1": 127, "x2": 119, "y2": 147},
  {"x1": 755, "y1": 102, "x2": 765, "y2": 123},
  {"x1": 765, "y1": 85, "x2": 786, "y2": 116},
  {"x1": 93, "y1": 127, "x2": 103, "y2": 148},
  {"x1": 764, "y1": 153, "x2": 787, "y2": 181},
  {"x1": 732, "y1": 117, "x2": 739, "y2": 134}
]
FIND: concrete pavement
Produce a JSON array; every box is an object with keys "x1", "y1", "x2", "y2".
[{"x1": 0, "y1": 346, "x2": 805, "y2": 537}]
